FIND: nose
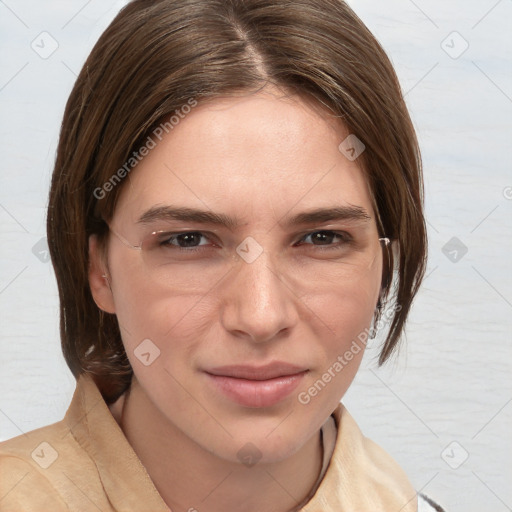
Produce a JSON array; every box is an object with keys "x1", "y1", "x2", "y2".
[{"x1": 219, "y1": 247, "x2": 299, "y2": 344}]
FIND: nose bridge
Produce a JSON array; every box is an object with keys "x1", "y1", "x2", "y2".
[
  {"x1": 221, "y1": 244, "x2": 296, "y2": 341},
  {"x1": 248, "y1": 246, "x2": 283, "y2": 291}
]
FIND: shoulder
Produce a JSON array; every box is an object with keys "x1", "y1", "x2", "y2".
[
  {"x1": 0, "y1": 421, "x2": 69, "y2": 510},
  {"x1": 0, "y1": 456, "x2": 69, "y2": 511},
  {"x1": 0, "y1": 416, "x2": 83, "y2": 470},
  {"x1": 0, "y1": 419, "x2": 102, "y2": 511},
  {"x1": 331, "y1": 405, "x2": 448, "y2": 512}
]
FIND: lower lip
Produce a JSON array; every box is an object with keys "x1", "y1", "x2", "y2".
[{"x1": 206, "y1": 371, "x2": 307, "y2": 408}]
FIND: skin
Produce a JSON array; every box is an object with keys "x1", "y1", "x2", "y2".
[{"x1": 88, "y1": 86, "x2": 384, "y2": 512}]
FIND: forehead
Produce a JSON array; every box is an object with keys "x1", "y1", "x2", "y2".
[{"x1": 113, "y1": 89, "x2": 375, "y2": 228}]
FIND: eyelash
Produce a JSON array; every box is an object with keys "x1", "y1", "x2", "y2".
[{"x1": 156, "y1": 230, "x2": 353, "y2": 253}]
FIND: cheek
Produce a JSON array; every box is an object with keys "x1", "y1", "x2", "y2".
[
  {"x1": 112, "y1": 287, "x2": 215, "y2": 425},
  {"x1": 301, "y1": 265, "x2": 381, "y2": 340},
  {"x1": 113, "y1": 284, "x2": 212, "y2": 355},
  {"x1": 107, "y1": 247, "x2": 199, "y2": 350},
  {"x1": 297, "y1": 271, "x2": 380, "y2": 405}
]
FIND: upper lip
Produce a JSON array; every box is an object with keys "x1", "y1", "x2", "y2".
[{"x1": 205, "y1": 362, "x2": 308, "y2": 381}]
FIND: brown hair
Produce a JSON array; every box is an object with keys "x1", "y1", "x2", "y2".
[{"x1": 47, "y1": 0, "x2": 427, "y2": 403}]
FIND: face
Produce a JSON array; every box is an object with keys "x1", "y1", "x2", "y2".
[{"x1": 89, "y1": 87, "x2": 384, "y2": 465}]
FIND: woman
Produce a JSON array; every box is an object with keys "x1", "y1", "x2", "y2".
[{"x1": 0, "y1": 0, "x2": 445, "y2": 510}]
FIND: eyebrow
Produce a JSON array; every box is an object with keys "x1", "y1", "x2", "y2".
[{"x1": 136, "y1": 205, "x2": 371, "y2": 229}]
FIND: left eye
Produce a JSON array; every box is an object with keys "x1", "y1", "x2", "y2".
[{"x1": 299, "y1": 231, "x2": 349, "y2": 248}]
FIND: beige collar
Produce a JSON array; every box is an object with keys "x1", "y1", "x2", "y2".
[{"x1": 305, "y1": 404, "x2": 417, "y2": 511}]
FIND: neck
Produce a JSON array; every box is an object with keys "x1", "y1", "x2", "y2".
[{"x1": 111, "y1": 377, "x2": 324, "y2": 512}]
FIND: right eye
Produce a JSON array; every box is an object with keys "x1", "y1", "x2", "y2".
[{"x1": 149, "y1": 231, "x2": 220, "y2": 254}]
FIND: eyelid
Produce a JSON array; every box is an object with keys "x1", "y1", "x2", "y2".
[{"x1": 297, "y1": 228, "x2": 352, "y2": 239}]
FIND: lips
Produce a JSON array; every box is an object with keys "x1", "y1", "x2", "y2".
[
  {"x1": 207, "y1": 362, "x2": 307, "y2": 380},
  {"x1": 205, "y1": 362, "x2": 308, "y2": 408}
]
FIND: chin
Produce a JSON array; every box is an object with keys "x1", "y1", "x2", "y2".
[{"x1": 217, "y1": 415, "x2": 319, "y2": 464}]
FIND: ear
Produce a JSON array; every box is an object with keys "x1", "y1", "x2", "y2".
[{"x1": 88, "y1": 234, "x2": 116, "y2": 314}]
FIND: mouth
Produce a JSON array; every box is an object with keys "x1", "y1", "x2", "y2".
[{"x1": 204, "y1": 362, "x2": 309, "y2": 408}]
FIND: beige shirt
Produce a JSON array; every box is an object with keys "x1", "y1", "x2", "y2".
[{"x1": 0, "y1": 373, "x2": 418, "y2": 511}]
